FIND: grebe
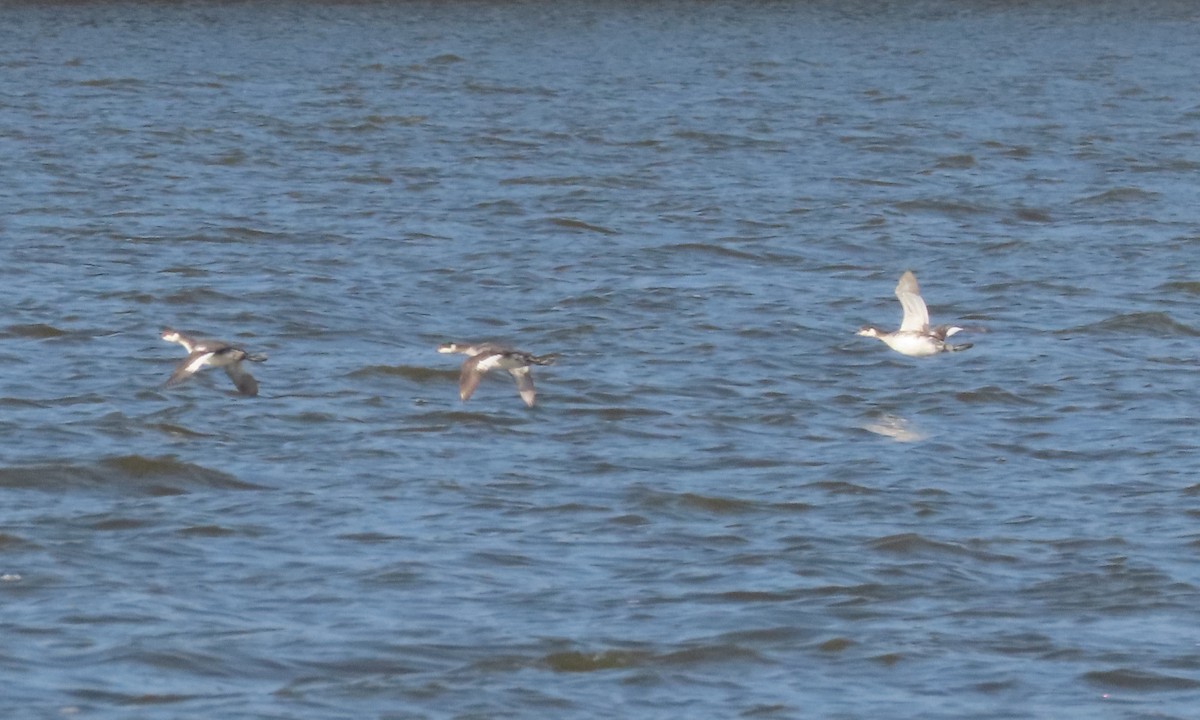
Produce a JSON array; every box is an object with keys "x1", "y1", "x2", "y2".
[
  {"x1": 856, "y1": 272, "x2": 972, "y2": 357},
  {"x1": 437, "y1": 342, "x2": 557, "y2": 407},
  {"x1": 162, "y1": 328, "x2": 267, "y2": 396}
]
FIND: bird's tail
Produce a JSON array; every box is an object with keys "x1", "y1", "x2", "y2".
[
  {"x1": 530, "y1": 353, "x2": 559, "y2": 366},
  {"x1": 246, "y1": 353, "x2": 269, "y2": 362},
  {"x1": 947, "y1": 343, "x2": 973, "y2": 353}
]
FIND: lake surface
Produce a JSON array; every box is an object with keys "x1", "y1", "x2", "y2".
[{"x1": 3, "y1": 1, "x2": 1200, "y2": 717}]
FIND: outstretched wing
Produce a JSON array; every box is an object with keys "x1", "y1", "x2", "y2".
[
  {"x1": 166, "y1": 351, "x2": 214, "y2": 386},
  {"x1": 457, "y1": 355, "x2": 488, "y2": 402},
  {"x1": 894, "y1": 271, "x2": 930, "y2": 332},
  {"x1": 508, "y1": 367, "x2": 536, "y2": 407},
  {"x1": 223, "y1": 362, "x2": 259, "y2": 396}
]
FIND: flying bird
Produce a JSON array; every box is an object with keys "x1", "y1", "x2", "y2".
[
  {"x1": 437, "y1": 342, "x2": 557, "y2": 407},
  {"x1": 162, "y1": 328, "x2": 267, "y2": 396},
  {"x1": 856, "y1": 271, "x2": 972, "y2": 357}
]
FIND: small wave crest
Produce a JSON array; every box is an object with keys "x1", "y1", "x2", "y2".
[
  {"x1": 4, "y1": 323, "x2": 69, "y2": 339},
  {"x1": 1082, "y1": 668, "x2": 1200, "y2": 691},
  {"x1": 0, "y1": 455, "x2": 266, "y2": 495},
  {"x1": 547, "y1": 217, "x2": 617, "y2": 235},
  {"x1": 1059, "y1": 311, "x2": 1200, "y2": 337},
  {"x1": 347, "y1": 364, "x2": 449, "y2": 382},
  {"x1": 1072, "y1": 187, "x2": 1160, "y2": 205}
]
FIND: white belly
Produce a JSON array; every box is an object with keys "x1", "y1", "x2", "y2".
[{"x1": 883, "y1": 333, "x2": 942, "y2": 357}]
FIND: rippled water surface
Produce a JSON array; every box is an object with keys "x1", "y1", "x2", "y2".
[{"x1": 4, "y1": 1, "x2": 1200, "y2": 718}]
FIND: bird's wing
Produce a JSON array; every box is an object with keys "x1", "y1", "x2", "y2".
[
  {"x1": 223, "y1": 362, "x2": 259, "y2": 396},
  {"x1": 166, "y1": 351, "x2": 214, "y2": 386},
  {"x1": 457, "y1": 355, "x2": 488, "y2": 402},
  {"x1": 508, "y1": 367, "x2": 536, "y2": 407},
  {"x1": 894, "y1": 271, "x2": 930, "y2": 332}
]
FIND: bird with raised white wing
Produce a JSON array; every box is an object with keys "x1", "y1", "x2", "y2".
[{"x1": 857, "y1": 271, "x2": 972, "y2": 357}]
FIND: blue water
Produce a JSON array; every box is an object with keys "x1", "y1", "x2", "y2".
[{"x1": 2, "y1": 1, "x2": 1200, "y2": 718}]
